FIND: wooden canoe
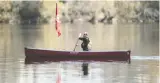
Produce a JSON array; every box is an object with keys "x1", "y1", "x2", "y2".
[{"x1": 24, "y1": 47, "x2": 131, "y2": 64}]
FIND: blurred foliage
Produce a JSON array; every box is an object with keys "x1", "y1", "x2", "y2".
[
  {"x1": 18, "y1": 1, "x2": 41, "y2": 24},
  {"x1": 0, "y1": 1, "x2": 159, "y2": 24},
  {"x1": 61, "y1": 1, "x2": 159, "y2": 24},
  {"x1": 114, "y1": 1, "x2": 159, "y2": 23}
]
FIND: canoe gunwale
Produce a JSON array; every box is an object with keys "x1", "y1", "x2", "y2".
[{"x1": 25, "y1": 47, "x2": 130, "y2": 52}]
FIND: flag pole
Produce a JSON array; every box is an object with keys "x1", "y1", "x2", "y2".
[{"x1": 55, "y1": 2, "x2": 62, "y2": 83}]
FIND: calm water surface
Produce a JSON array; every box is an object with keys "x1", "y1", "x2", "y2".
[{"x1": 0, "y1": 22, "x2": 159, "y2": 83}]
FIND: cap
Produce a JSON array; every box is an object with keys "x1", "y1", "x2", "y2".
[{"x1": 84, "y1": 32, "x2": 88, "y2": 35}]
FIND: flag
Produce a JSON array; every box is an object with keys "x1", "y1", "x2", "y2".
[{"x1": 55, "y1": 3, "x2": 61, "y2": 37}]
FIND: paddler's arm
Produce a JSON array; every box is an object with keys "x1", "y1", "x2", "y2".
[
  {"x1": 78, "y1": 33, "x2": 84, "y2": 40},
  {"x1": 79, "y1": 37, "x2": 84, "y2": 40}
]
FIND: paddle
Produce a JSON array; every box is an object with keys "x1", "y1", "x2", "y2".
[{"x1": 73, "y1": 33, "x2": 82, "y2": 51}]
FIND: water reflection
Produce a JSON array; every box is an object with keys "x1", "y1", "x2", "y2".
[{"x1": 0, "y1": 23, "x2": 159, "y2": 83}]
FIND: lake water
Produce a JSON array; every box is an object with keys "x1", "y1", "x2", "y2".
[{"x1": 0, "y1": 22, "x2": 159, "y2": 83}]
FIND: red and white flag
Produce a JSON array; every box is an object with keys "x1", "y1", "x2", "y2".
[{"x1": 55, "y1": 3, "x2": 61, "y2": 37}]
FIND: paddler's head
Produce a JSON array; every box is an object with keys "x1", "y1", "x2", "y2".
[{"x1": 83, "y1": 32, "x2": 88, "y2": 38}]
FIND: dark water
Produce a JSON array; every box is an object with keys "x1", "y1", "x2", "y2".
[{"x1": 0, "y1": 22, "x2": 159, "y2": 83}]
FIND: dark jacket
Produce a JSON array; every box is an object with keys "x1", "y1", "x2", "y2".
[{"x1": 79, "y1": 37, "x2": 90, "y2": 51}]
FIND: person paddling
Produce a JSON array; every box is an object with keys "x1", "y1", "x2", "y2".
[
  {"x1": 79, "y1": 32, "x2": 92, "y2": 51},
  {"x1": 78, "y1": 32, "x2": 91, "y2": 76}
]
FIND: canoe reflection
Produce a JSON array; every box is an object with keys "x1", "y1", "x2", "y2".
[{"x1": 24, "y1": 56, "x2": 129, "y2": 64}]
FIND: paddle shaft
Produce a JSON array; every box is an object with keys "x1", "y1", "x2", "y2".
[
  {"x1": 73, "y1": 38, "x2": 79, "y2": 51},
  {"x1": 73, "y1": 33, "x2": 82, "y2": 51}
]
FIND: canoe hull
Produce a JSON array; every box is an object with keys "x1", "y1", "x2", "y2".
[{"x1": 24, "y1": 47, "x2": 131, "y2": 64}]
